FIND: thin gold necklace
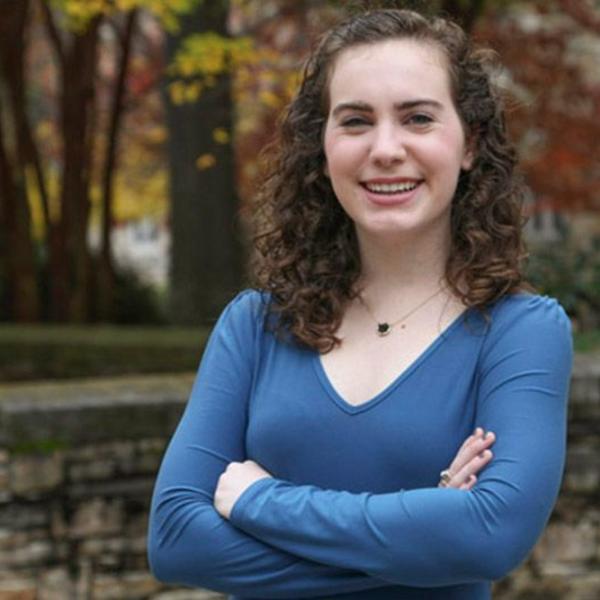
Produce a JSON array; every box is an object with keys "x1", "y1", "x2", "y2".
[{"x1": 358, "y1": 287, "x2": 445, "y2": 337}]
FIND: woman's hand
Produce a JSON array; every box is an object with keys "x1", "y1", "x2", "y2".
[
  {"x1": 215, "y1": 460, "x2": 272, "y2": 519},
  {"x1": 439, "y1": 427, "x2": 495, "y2": 490},
  {"x1": 214, "y1": 428, "x2": 493, "y2": 519}
]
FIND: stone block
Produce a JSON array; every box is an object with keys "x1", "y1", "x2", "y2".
[
  {"x1": 136, "y1": 439, "x2": 167, "y2": 474},
  {"x1": 0, "y1": 375, "x2": 191, "y2": 448},
  {"x1": 494, "y1": 573, "x2": 571, "y2": 600},
  {"x1": 563, "y1": 443, "x2": 600, "y2": 493},
  {"x1": 37, "y1": 567, "x2": 75, "y2": 600},
  {"x1": 152, "y1": 591, "x2": 226, "y2": 600},
  {"x1": 569, "y1": 571, "x2": 600, "y2": 600},
  {"x1": 79, "y1": 537, "x2": 126, "y2": 558},
  {"x1": 91, "y1": 571, "x2": 162, "y2": 599},
  {"x1": 0, "y1": 539, "x2": 53, "y2": 568},
  {"x1": 125, "y1": 535, "x2": 147, "y2": 556},
  {"x1": 74, "y1": 441, "x2": 135, "y2": 462},
  {"x1": 9, "y1": 453, "x2": 64, "y2": 497},
  {"x1": 69, "y1": 497, "x2": 124, "y2": 538},
  {"x1": 0, "y1": 504, "x2": 47, "y2": 530},
  {"x1": 0, "y1": 528, "x2": 47, "y2": 552},
  {"x1": 132, "y1": 452, "x2": 163, "y2": 475},
  {"x1": 0, "y1": 576, "x2": 36, "y2": 600},
  {"x1": 127, "y1": 512, "x2": 152, "y2": 535},
  {"x1": 570, "y1": 365, "x2": 600, "y2": 404},
  {"x1": 67, "y1": 477, "x2": 153, "y2": 500},
  {"x1": 137, "y1": 439, "x2": 167, "y2": 454},
  {"x1": 68, "y1": 459, "x2": 117, "y2": 482},
  {"x1": 534, "y1": 520, "x2": 597, "y2": 564}
]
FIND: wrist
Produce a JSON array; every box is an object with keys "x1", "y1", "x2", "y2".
[{"x1": 230, "y1": 477, "x2": 277, "y2": 524}]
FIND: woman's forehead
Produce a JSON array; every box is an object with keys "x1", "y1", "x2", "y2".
[{"x1": 326, "y1": 39, "x2": 452, "y2": 108}]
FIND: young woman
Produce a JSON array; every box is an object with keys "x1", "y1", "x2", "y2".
[{"x1": 148, "y1": 8, "x2": 573, "y2": 600}]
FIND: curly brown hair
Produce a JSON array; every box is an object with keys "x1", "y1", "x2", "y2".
[{"x1": 251, "y1": 8, "x2": 528, "y2": 353}]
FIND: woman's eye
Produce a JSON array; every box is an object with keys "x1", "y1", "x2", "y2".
[
  {"x1": 340, "y1": 117, "x2": 370, "y2": 128},
  {"x1": 407, "y1": 113, "x2": 434, "y2": 126}
]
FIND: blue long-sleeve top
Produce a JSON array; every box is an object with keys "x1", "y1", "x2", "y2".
[{"x1": 148, "y1": 289, "x2": 573, "y2": 600}]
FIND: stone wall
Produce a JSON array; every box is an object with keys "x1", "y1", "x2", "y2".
[
  {"x1": 493, "y1": 353, "x2": 600, "y2": 600},
  {"x1": 0, "y1": 359, "x2": 598, "y2": 600}
]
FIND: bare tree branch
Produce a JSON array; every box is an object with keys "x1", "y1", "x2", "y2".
[
  {"x1": 101, "y1": 8, "x2": 139, "y2": 264},
  {"x1": 39, "y1": 0, "x2": 66, "y2": 69}
]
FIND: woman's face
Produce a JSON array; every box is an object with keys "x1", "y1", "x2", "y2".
[{"x1": 323, "y1": 39, "x2": 473, "y2": 245}]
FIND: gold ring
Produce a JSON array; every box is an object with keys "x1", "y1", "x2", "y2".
[{"x1": 439, "y1": 469, "x2": 452, "y2": 487}]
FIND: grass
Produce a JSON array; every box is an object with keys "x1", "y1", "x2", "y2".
[
  {"x1": 0, "y1": 324, "x2": 208, "y2": 345},
  {"x1": 0, "y1": 324, "x2": 211, "y2": 382}
]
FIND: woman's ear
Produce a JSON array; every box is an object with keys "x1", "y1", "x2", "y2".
[
  {"x1": 461, "y1": 132, "x2": 477, "y2": 171},
  {"x1": 461, "y1": 149, "x2": 474, "y2": 171}
]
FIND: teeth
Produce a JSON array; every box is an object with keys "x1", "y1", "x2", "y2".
[{"x1": 365, "y1": 181, "x2": 419, "y2": 194}]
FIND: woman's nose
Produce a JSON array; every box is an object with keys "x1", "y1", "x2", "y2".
[{"x1": 370, "y1": 125, "x2": 407, "y2": 167}]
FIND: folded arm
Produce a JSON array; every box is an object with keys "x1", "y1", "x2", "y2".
[
  {"x1": 147, "y1": 292, "x2": 388, "y2": 597},
  {"x1": 227, "y1": 297, "x2": 573, "y2": 587}
]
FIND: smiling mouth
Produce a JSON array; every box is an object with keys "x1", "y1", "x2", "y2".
[{"x1": 362, "y1": 180, "x2": 422, "y2": 194}]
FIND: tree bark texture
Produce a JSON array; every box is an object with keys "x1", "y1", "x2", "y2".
[
  {"x1": 166, "y1": 0, "x2": 244, "y2": 325},
  {"x1": 0, "y1": 0, "x2": 41, "y2": 321}
]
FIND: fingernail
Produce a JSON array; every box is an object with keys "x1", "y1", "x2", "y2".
[
  {"x1": 474, "y1": 427, "x2": 482, "y2": 437},
  {"x1": 485, "y1": 431, "x2": 494, "y2": 439}
]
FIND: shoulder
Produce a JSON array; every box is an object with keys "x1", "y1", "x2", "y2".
[
  {"x1": 200, "y1": 290, "x2": 270, "y2": 371},
  {"x1": 480, "y1": 293, "x2": 573, "y2": 368},
  {"x1": 209, "y1": 289, "x2": 270, "y2": 345},
  {"x1": 488, "y1": 293, "x2": 571, "y2": 336},
  {"x1": 221, "y1": 289, "x2": 269, "y2": 321}
]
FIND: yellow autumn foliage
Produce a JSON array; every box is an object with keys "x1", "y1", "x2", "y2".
[
  {"x1": 169, "y1": 30, "x2": 301, "y2": 111},
  {"x1": 212, "y1": 128, "x2": 230, "y2": 144},
  {"x1": 196, "y1": 153, "x2": 217, "y2": 170},
  {"x1": 43, "y1": 0, "x2": 307, "y2": 222},
  {"x1": 49, "y1": 0, "x2": 201, "y2": 32}
]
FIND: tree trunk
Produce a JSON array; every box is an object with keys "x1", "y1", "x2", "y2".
[
  {"x1": 0, "y1": 0, "x2": 41, "y2": 322},
  {"x1": 96, "y1": 9, "x2": 139, "y2": 321},
  {"x1": 58, "y1": 18, "x2": 101, "y2": 322},
  {"x1": 165, "y1": 0, "x2": 244, "y2": 325}
]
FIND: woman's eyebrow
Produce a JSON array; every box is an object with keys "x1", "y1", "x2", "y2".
[
  {"x1": 395, "y1": 99, "x2": 443, "y2": 111},
  {"x1": 331, "y1": 101, "x2": 372, "y2": 118},
  {"x1": 331, "y1": 98, "x2": 444, "y2": 118}
]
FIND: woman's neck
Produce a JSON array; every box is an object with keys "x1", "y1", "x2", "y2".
[{"x1": 356, "y1": 229, "x2": 450, "y2": 299}]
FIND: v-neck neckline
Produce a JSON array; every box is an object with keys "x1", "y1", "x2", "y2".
[{"x1": 312, "y1": 309, "x2": 469, "y2": 415}]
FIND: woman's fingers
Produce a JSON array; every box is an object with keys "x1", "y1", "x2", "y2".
[
  {"x1": 459, "y1": 474, "x2": 477, "y2": 491},
  {"x1": 439, "y1": 428, "x2": 495, "y2": 489},
  {"x1": 452, "y1": 428, "x2": 495, "y2": 473},
  {"x1": 451, "y1": 449, "x2": 493, "y2": 487},
  {"x1": 458, "y1": 427, "x2": 496, "y2": 473}
]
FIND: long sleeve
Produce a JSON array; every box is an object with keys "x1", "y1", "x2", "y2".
[
  {"x1": 229, "y1": 295, "x2": 573, "y2": 587},
  {"x1": 147, "y1": 291, "x2": 387, "y2": 597}
]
